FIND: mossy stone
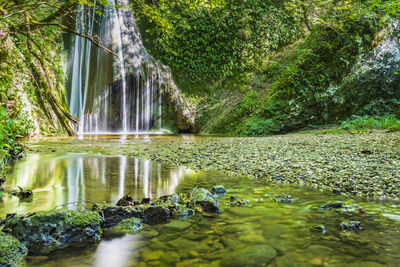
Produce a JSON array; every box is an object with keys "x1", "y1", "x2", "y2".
[
  {"x1": 3, "y1": 209, "x2": 102, "y2": 254},
  {"x1": 0, "y1": 231, "x2": 28, "y2": 267},
  {"x1": 105, "y1": 217, "x2": 143, "y2": 237}
]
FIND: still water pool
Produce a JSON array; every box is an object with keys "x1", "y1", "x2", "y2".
[{"x1": 2, "y1": 135, "x2": 400, "y2": 266}]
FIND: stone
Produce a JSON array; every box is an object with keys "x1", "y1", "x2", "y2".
[
  {"x1": 333, "y1": 188, "x2": 343, "y2": 195},
  {"x1": 143, "y1": 207, "x2": 170, "y2": 225},
  {"x1": 94, "y1": 205, "x2": 142, "y2": 228},
  {"x1": 313, "y1": 225, "x2": 327, "y2": 235},
  {"x1": 3, "y1": 210, "x2": 102, "y2": 254},
  {"x1": 163, "y1": 220, "x2": 191, "y2": 231},
  {"x1": 191, "y1": 188, "x2": 220, "y2": 213},
  {"x1": 340, "y1": 221, "x2": 362, "y2": 231},
  {"x1": 142, "y1": 249, "x2": 164, "y2": 261},
  {"x1": 273, "y1": 194, "x2": 294, "y2": 204},
  {"x1": 0, "y1": 231, "x2": 28, "y2": 267},
  {"x1": 170, "y1": 204, "x2": 195, "y2": 218},
  {"x1": 169, "y1": 238, "x2": 210, "y2": 253},
  {"x1": 211, "y1": 185, "x2": 226, "y2": 195},
  {"x1": 221, "y1": 245, "x2": 277, "y2": 267},
  {"x1": 238, "y1": 234, "x2": 267, "y2": 244},
  {"x1": 320, "y1": 202, "x2": 343, "y2": 210},
  {"x1": 105, "y1": 217, "x2": 143, "y2": 237}
]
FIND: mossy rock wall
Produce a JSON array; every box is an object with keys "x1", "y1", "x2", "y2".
[{"x1": 3, "y1": 210, "x2": 102, "y2": 255}]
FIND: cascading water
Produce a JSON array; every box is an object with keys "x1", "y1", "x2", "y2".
[{"x1": 66, "y1": 0, "x2": 163, "y2": 134}]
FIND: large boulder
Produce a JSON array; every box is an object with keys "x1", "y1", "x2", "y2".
[
  {"x1": 95, "y1": 205, "x2": 143, "y2": 228},
  {"x1": 94, "y1": 204, "x2": 171, "y2": 227},
  {"x1": 191, "y1": 188, "x2": 220, "y2": 213},
  {"x1": 0, "y1": 231, "x2": 28, "y2": 267},
  {"x1": 3, "y1": 210, "x2": 102, "y2": 254}
]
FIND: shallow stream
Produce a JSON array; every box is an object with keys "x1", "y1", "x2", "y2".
[{"x1": 2, "y1": 135, "x2": 400, "y2": 266}]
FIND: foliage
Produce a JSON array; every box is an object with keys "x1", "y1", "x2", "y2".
[
  {"x1": 241, "y1": 117, "x2": 281, "y2": 136},
  {"x1": 340, "y1": 115, "x2": 400, "y2": 132},
  {"x1": 0, "y1": 107, "x2": 30, "y2": 172},
  {"x1": 134, "y1": 0, "x2": 299, "y2": 85}
]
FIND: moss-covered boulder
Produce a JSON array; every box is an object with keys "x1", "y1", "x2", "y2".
[
  {"x1": 192, "y1": 188, "x2": 220, "y2": 213},
  {"x1": 105, "y1": 217, "x2": 143, "y2": 237},
  {"x1": 94, "y1": 204, "x2": 171, "y2": 227},
  {"x1": 3, "y1": 210, "x2": 102, "y2": 254},
  {"x1": 94, "y1": 205, "x2": 143, "y2": 228},
  {"x1": 0, "y1": 231, "x2": 28, "y2": 267}
]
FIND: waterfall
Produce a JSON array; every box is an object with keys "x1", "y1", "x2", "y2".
[{"x1": 66, "y1": 0, "x2": 163, "y2": 134}]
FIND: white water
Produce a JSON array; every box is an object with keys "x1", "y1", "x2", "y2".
[{"x1": 67, "y1": 1, "x2": 164, "y2": 134}]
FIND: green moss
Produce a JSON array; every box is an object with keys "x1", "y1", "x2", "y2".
[
  {"x1": 107, "y1": 218, "x2": 143, "y2": 235},
  {"x1": 0, "y1": 231, "x2": 28, "y2": 267},
  {"x1": 3, "y1": 209, "x2": 103, "y2": 254}
]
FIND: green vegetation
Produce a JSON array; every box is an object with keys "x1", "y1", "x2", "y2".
[
  {"x1": 0, "y1": 107, "x2": 30, "y2": 172},
  {"x1": 134, "y1": 0, "x2": 299, "y2": 87},
  {"x1": 340, "y1": 115, "x2": 400, "y2": 132},
  {"x1": 159, "y1": 0, "x2": 400, "y2": 136}
]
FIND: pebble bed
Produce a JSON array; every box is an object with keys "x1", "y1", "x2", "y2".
[{"x1": 128, "y1": 133, "x2": 400, "y2": 200}]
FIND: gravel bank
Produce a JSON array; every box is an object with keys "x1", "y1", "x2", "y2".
[{"x1": 128, "y1": 133, "x2": 400, "y2": 199}]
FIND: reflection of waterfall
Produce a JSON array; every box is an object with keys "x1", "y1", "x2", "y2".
[
  {"x1": 2, "y1": 154, "x2": 188, "y2": 215},
  {"x1": 67, "y1": 157, "x2": 85, "y2": 209},
  {"x1": 66, "y1": 0, "x2": 164, "y2": 133},
  {"x1": 118, "y1": 156, "x2": 127, "y2": 199}
]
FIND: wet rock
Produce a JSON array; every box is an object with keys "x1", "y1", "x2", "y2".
[
  {"x1": 142, "y1": 249, "x2": 164, "y2": 261},
  {"x1": 333, "y1": 188, "x2": 343, "y2": 195},
  {"x1": 168, "y1": 194, "x2": 181, "y2": 204},
  {"x1": 162, "y1": 220, "x2": 191, "y2": 231},
  {"x1": 273, "y1": 194, "x2": 294, "y2": 204},
  {"x1": 307, "y1": 245, "x2": 334, "y2": 255},
  {"x1": 169, "y1": 238, "x2": 210, "y2": 253},
  {"x1": 105, "y1": 217, "x2": 142, "y2": 237},
  {"x1": 191, "y1": 188, "x2": 220, "y2": 213},
  {"x1": 227, "y1": 196, "x2": 248, "y2": 207},
  {"x1": 26, "y1": 256, "x2": 49, "y2": 264},
  {"x1": 3, "y1": 210, "x2": 102, "y2": 254},
  {"x1": 238, "y1": 234, "x2": 267, "y2": 244},
  {"x1": 143, "y1": 207, "x2": 170, "y2": 225},
  {"x1": 340, "y1": 221, "x2": 362, "y2": 231},
  {"x1": 320, "y1": 202, "x2": 343, "y2": 210},
  {"x1": 11, "y1": 186, "x2": 33, "y2": 199},
  {"x1": 211, "y1": 185, "x2": 226, "y2": 195},
  {"x1": 170, "y1": 204, "x2": 194, "y2": 218},
  {"x1": 94, "y1": 205, "x2": 142, "y2": 228},
  {"x1": 221, "y1": 244, "x2": 277, "y2": 267},
  {"x1": 116, "y1": 195, "x2": 135, "y2": 206},
  {"x1": 0, "y1": 231, "x2": 28, "y2": 267},
  {"x1": 313, "y1": 225, "x2": 327, "y2": 235}
]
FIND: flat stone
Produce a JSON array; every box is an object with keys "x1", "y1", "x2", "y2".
[
  {"x1": 238, "y1": 234, "x2": 267, "y2": 244},
  {"x1": 142, "y1": 249, "x2": 164, "y2": 261},
  {"x1": 105, "y1": 217, "x2": 142, "y2": 237},
  {"x1": 221, "y1": 244, "x2": 277, "y2": 267},
  {"x1": 169, "y1": 238, "x2": 210, "y2": 252},
  {"x1": 163, "y1": 220, "x2": 191, "y2": 231},
  {"x1": 211, "y1": 185, "x2": 226, "y2": 195}
]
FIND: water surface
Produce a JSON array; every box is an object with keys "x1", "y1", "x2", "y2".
[{"x1": 3, "y1": 136, "x2": 400, "y2": 266}]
